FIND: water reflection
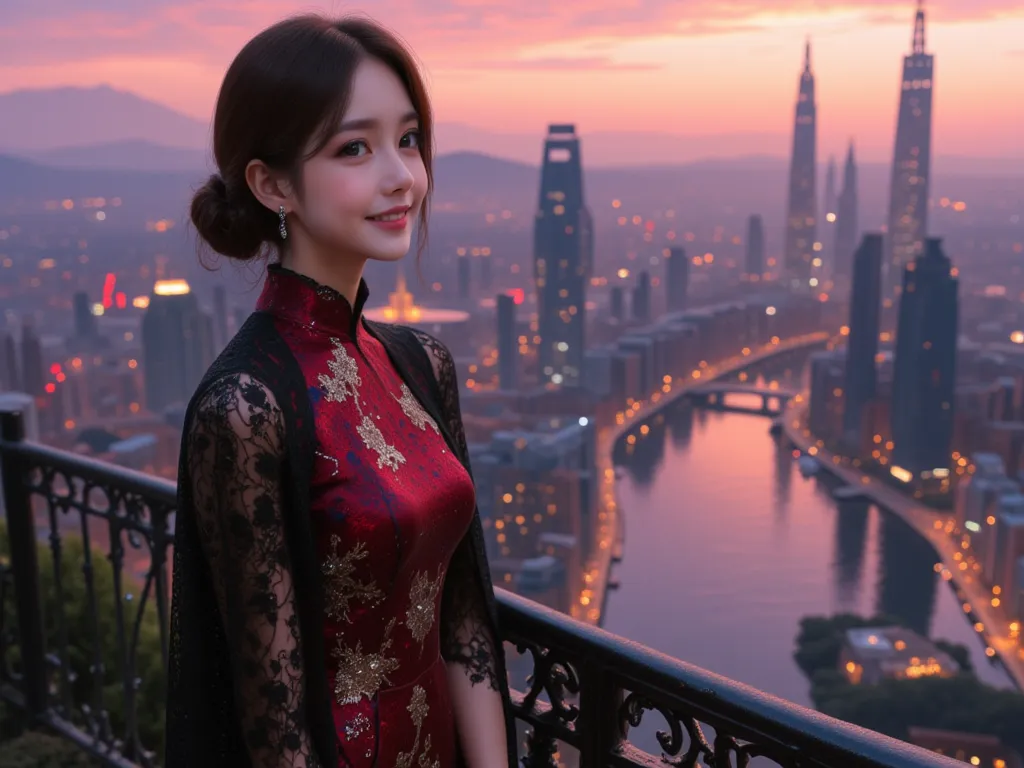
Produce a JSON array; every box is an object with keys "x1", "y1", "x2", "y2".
[
  {"x1": 833, "y1": 499, "x2": 869, "y2": 609},
  {"x1": 876, "y1": 512, "x2": 939, "y2": 637}
]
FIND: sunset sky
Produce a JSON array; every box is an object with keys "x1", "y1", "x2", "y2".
[{"x1": 2, "y1": 0, "x2": 1022, "y2": 162}]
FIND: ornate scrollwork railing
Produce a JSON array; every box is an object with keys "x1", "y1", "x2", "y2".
[{"x1": 1, "y1": 409, "x2": 960, "y2": 768}]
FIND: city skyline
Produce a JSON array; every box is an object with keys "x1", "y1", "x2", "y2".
[{"x1": 1, "y1": 1, "x2": 1022, "y2": 162}]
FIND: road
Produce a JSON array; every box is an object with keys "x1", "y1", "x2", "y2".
[
  {"x1": 782, "y1": 404, "x2": 1024, "y2": 692},
  {"x1": 570, "y1": 331, "x2": 831, "y2": 625}
]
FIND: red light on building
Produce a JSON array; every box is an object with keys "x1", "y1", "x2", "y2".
[
  {"x1": 102, "y1": 272, "x2": 117, "y2": 309},
  {"x1": 49, "y1": 363, "x2": 61, "y2": 375},
  {"x1": 115, "y1": 291, "x2": 127, "y2": 309},
  {"x1": 45, "y1": 383, "x2": 56, "y2": 394},
  {"x1": 645, "y1": 220, "x2": 655, "y2": 232},
  {"x1": 508, "y1": 288, "x2": 525, "y2": 305}
]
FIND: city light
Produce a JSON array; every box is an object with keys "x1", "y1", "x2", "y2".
[{"x1": 153, "y1": 279, "x2": 190, "y2": 296}]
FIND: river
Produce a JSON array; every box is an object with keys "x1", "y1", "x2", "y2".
[{"x1": 603, "y1": 362, "x2": 1014, "y2": 713}]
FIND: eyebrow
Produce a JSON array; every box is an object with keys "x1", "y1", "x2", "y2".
[{"x1": 337, "y1": 110, "x2": 419, "y2": 133}]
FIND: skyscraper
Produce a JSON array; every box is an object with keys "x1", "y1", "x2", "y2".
[
  {"x1": 534, "y1": 124, "x2": 593, "y2": 387},
  {"x1": 822, "y1": 156, "x2": 837, "y2": 277},
  {"x1": 2, "y1": 330, "x2": 20, "y2": 391},
  {"x1": 457, "y1": 251, "x2": 471, "y2": 299},
  {"x1": 72, "y1": 291, "x2": 97, "y2": 340},
  {"x1": 884, "y1": 1, "x2": 934, "y2": 298},
  {"x1": 609, "y1": 286, "x2": 624, "y2": 322},
  {"x1": 665, "y1": 246, "x2": 689, "y2": 311},
  {"x1": 783, "y1": 41, "x2": 818, "y2": 289},
  {"x1": 834, "y1": 142, "x2": 860, "y2": 282},
  {"x1": 632, "y1": 271, "x2": 651, "y2": 323},
  {"x1": 842, "y1": 235, "x2": 883, "y2": 445},
  {"x1": 142, "y1": 279, "x2": 215, "y2": 413},
  {"x1": 745, "y1": 216, "x2": 765, "y2": 280},
  {"x1": 891, "y1": 238, "x2": 958, "y2": 477},
  {"x1": 496, "y1": 292, "x2": 518, "y2": 391},
  {"x1": 20, "y1": 319, "x2": 44, "y2": 397}
]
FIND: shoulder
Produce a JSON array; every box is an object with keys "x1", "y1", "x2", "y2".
[{"x1": 191, "y1": 373, "x2": 285, "y2": 450}]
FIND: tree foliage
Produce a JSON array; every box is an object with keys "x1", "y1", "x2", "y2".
[{"x1": 0, "y1": 520, "x2": 165, "y2": 761}]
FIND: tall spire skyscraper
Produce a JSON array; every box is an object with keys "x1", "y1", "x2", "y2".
[
  {"x1": 783, "y1": 40, "x2": 818, "y2": 290},
  {"x1": 834, "y1": 141, "x2": 860, "y2": 282},
  {"x1": 883, "y1": 1, "x2": 934, "y2": 298},
  {"x1": 534, "y1": 124, "x2": 593, "y2": 387}
]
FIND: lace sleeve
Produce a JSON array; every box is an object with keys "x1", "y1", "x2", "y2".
[
  {"x1": 186, "y1": 373, "x2": 321, "y2": 767},
  {"x1": 409, "y1": 329, "x2": 500, "y2": 691}
]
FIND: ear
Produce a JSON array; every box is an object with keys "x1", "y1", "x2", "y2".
[{"x1": 245, "y1": 159, "x2": 296, "y2": 215}]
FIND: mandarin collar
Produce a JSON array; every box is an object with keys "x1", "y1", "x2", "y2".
[{"x1": 256, "y1": 263, "x2": 370, "y2": 339}]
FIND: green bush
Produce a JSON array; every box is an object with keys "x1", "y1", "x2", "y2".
[{"x1": 0, "y1": 519, "x2": 166, "y2": 760}]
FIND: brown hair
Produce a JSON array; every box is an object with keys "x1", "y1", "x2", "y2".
[{"x1": 191, "y1": 14, "x2": 434, "y2": 264}]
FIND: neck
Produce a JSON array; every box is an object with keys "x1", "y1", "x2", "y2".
[{"x1": 281, "y1": 240, "x2": 366, "y2": 306}]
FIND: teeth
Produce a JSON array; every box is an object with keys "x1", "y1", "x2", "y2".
[{"x1": 371, "y1": 212, "x2": 404, "y2": 221}]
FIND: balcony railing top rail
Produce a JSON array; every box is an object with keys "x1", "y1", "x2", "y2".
[{"x1": 0, "y1": 408, "x2": 962, "y2": 768}]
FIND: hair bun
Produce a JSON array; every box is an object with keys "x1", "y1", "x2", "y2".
[{"x1": 190, "y1": 173, "x2": 271, "y2": 263}]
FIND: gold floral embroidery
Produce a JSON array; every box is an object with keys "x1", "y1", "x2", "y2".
[
  {"x1": 343, "y1": 712, "x2": 372, "y2": 741},
  {"x1": 405, "y1": 566, "x2": 443, "y2": 651},
  {"x1": 332, "y1": 617, "x2": 400, "y2": 705},
  {"x1": 322, "y1": 537, "x2": 383, "y2": 623},
  {"x1": 318, "y1": 338, "x2": 361, "y2": 404},
  {"x1": 357, "y1": 415, "x2": 406, "y2": 471},
  {"x1": 318, "y1": 337, "x2": 405, "y2": 472},
  {"x1": 395, "y1": 383, "x2": 439, "y2": 433},
  {"x1": 395, "y1": 686, "x2": 441, "y2": 768}
]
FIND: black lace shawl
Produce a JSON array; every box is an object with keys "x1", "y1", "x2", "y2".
[{"x1": 165, "y1": 310, "x2": 518, "y2": 767}]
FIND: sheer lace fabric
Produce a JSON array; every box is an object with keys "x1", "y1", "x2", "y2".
[
  {"x1": 186, "y1": 373, "x2": 321, "y2": 768},
  {"x1": 408, "y1": 328, "x2": 501, "y2": 692}
]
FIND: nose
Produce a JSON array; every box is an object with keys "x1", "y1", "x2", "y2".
[{"x1": 380, "y1": 147, "x2": 416, "y2": 196}]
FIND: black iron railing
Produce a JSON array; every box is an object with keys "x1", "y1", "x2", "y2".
[{"x1": 0, "y1": 408, "x2": 961, "y2": 768}]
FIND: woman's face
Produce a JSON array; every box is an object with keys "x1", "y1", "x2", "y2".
[{"x1": 295, "y1": 57, "x2": 428, "y2": 264}]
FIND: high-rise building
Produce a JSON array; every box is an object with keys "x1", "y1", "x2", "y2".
[
  {"x1": 745, "y1": 216, "x2": 765, "y2": 280},
  {"x1": 610, "y1": 286, "x2": 624, "y2": 322},
  {"x1": 212, "y1": 284, "x2": 230, "y2": 350},
  {"x1": 534, "y1": 124, "x2": 593, "y2": 387},
  {"x1": 457, "y1": 251, "x2": 471, "y2": 300},
  {"x1": 72, "y1": 291, "x2": 97, "y2": 340},
  {"x1": 632, "y1": 271, "x2": 651, "y2": 323},
  {"x1": 1, "y1": 330, "x2": 18, "y2": 391},
  {"x1": 20, "y1": 320, "x2": 44, "y2": 397},
  {"x1": 891, "y1": 238, "x2": 958, "y2": 477},
  {"x1": 496, "y1": 292, "x2": 518, "y2": 391},
  {"x1": 842, "y1": 235, "x2": 883, "y2": 445},
  {"x1": 665, "y1": 247, "x2": 689, "y2": 311},
  {"x1": 142, "y1": 279, "x2": 215, "y2": 413},
  {"x1": 480, "y1": 250, "x2": 493, "y2": 291},
  {"x1": 783, "y1": 41, "x2": 818, "y2": 289},
  {"x1": 822, "y1": 156, "x2": 838, "y2": 277},
  {"x1": 834, "y1": 142, "x2": 860, "y2": 282},
  {"x1": 883, "y1": 1, "x2": 934, "y2": 298}
]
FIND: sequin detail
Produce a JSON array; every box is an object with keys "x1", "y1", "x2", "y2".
[
  {"x1": 318, "y1": 337, "x2": 406, "y2": 472},
  {"x1": 322, "y1": 537, "x2": 383, "y2": 623},
  {"x1": 395, "y1": 383, "x2": 439, "y2": 433},
  {"x1": 344, "y1": 712, "x2": 372, "y2": 741},
  {"x1": 332, "y1": 617, "x2": 400, "y2": 705},
  {"x1": 395, "y1": 686, "x2": 441, "y2": 768},
  {"x1": 405, "y1": 567, "x2": 443, "y2": 651}
]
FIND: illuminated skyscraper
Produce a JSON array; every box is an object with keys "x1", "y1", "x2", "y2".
[
  {"x1": 632, "y1": 271, "x2": 651, "y2": 323},
  {"x1": 665, "y1": 246, "x2": 689, "y2": 311},
  {"x1": 842, "y1": 235, "x2": 882, "y2": 445},
  {"x1": 884, "y1": 1, "x2": 934, "y2": 297},
  {"x1": 891, "y1": 238, "x2": 958, "y2": 477},
  {"x1": 745, "y1": 216, "x2": 765, "y2": 280},
  {"x1": 457, "y1": 251, "x2": 471, "y2": 299},
  {"x1": 834, "y1": 142, "x2": 860, "y2": 282},
  {"x1": 783, "y1": 41, "x2": 818, "y2": 289},
  {"x1": 534, "y1": 124, "x2": 593, "y2": 387},
  {"x1": 822, "y1": 157, "x2": 837, "y2": 277},
  {"x1": 496, "y1": 292, "x2": 518, "y2": 391},
  {"x1": 142, "y1": 279, "x2": 215, "y2": 413}
]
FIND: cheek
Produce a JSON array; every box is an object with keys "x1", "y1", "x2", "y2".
[{"x1": 304, "y1": 167, "x2": 371, "y2": 223}]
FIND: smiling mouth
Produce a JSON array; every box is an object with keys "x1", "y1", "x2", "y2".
[{"x1": 367, "y1": 211, "x2": 407, "y2": 222}]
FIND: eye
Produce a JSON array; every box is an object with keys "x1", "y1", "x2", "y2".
[
  {"x1": 400, "y1": 129, "x2": 421, "y2": 149},
  {"x1": 338, "y1": 140, "x2": 369, "y2": 157}
]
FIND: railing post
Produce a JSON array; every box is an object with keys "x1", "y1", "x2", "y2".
[
  {"x1": 576, "y1": 659, "x2": 623, "y2": 768},
  {"x1": 1, "y1": 409, "x2": 49, "y2": 718}
]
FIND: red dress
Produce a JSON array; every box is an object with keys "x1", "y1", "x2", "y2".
[{"x1": 257, "y1": 265, "x2": 472, "y2": 767}]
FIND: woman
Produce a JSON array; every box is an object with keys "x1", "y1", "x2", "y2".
[{"x1": 165, "y1": 15, "x2": 516, "y2": 768}]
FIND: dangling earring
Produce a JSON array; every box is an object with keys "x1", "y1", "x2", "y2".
[{"x1": 278, "y1": 205, "x2": 288, "y2": 240}]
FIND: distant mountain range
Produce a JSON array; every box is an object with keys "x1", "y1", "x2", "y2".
[{"x1": 3, "y1": 84, "x2": 1020, "y2": 176}]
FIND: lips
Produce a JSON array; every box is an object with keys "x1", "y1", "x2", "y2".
[{"x1": 367, "y1": 206, "x2": 410, "y2": 221}]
